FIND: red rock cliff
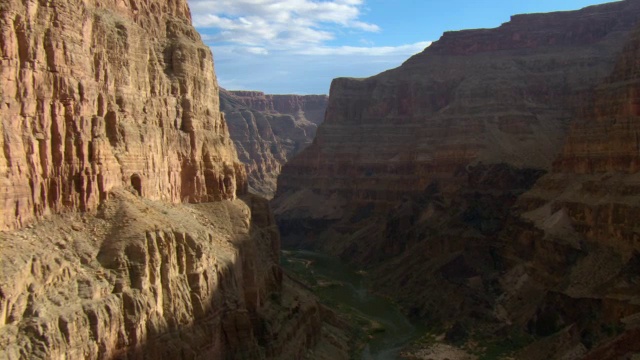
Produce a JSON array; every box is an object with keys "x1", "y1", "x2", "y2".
[
  {"x1": 0, "y1": 0, "x2": 247, "y2": 231},
  {"x1": 520, "y1": 25, "x2": 640, "y2": 256},
  {"x1": 0, "y1": 0, "x2": 352, "y2": 359},
  {"x1": 276, "y1": 0, "x2": 640, "y2": 211},
  {"x1": 273, "y1": 2, "x2": 640, "y2": 357},
  {"x1": 228, "y1": 91, "x2": 328, "y2": 126}
]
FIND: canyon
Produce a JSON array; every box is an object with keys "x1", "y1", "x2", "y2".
[
  {"x1": 220, "y1": 90, "x2": 327, "y2": 198},
  {"x1": 2, "y1": 0, "x2": 640, "y2": 358},
  {"x1": 0, "y1": 0, "x2": 348, "y2": 358},
  {"x1": 274, "y1": 0, "x2": 640, "y2": 358}
]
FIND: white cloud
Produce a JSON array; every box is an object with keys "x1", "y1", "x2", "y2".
[
  {"x1": 297, "y1": 41, "x2": 432, "y2": 56},
  {"x1": 189, "y1": 0, "x2": 379, "y2": 48},
  {"x1": 210, "y1": 41, "x2": 433, "y2": 94},
  {"x1": 244, "y1": 47, "x2": 269, "y2": 55},
  {"x1": 188, "y1": 0, "x2": 433, "y2": 93}
]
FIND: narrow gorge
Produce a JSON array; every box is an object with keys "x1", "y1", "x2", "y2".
[
  {"x1": 2, "y1": 0, "x2": 640, "y2": 359},
  {"x1": 220, "y1": 90, "x2": 328, "y2": 198}
]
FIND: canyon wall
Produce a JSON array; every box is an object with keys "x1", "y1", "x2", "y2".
[
  {"x1": 0, "y1": 0, "x2": 351, "y2": 358},
  {"x1": 273, "y1": 0, "x2": 640, "y2": 357},
  {"x1": 276, "y1": 0, "x2": 640, "y2": 212},
  {"x1": 221, "y1": 90, "x2": 327, "y2": 198},
  {"x1": 0, "y1": 191, "x2": 350, "y2": 359},
  {"x1": 0, "y1": 0, "x2": 247, "y2": 231},
  {"x1": 508, "y1": 25, "x2": 640, "y2": 359}
]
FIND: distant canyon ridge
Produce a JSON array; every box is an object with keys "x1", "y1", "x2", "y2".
[
  {"x1": 273, "y1": 0, "x2": 640, "y2": 358},
  {"x1": 220, "y1": 90, "x2": 328, "y2": 198}
]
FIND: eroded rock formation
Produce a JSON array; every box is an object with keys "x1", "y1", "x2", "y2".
[
  {"x1": 510, "y1": 25, "x2": 640, "y2": 358},
  {"x1": 221, "y1": 90, "x2": 327, "y2": 198},
  {"x1": 273, "y1": 1, "x2": 640, "y2": 357},
  {"x1": 0, "y1": 0, "x2": 351, "y2": 358},
  {"x1": 276, "y1": 0, "x2": 640, "y2": 211},
  {"x1": 0, "y1": 191, "x2": 350, "y2": 359},
  {"x1": 0, "y1": 0, "x2": 247, "y2": 231}
]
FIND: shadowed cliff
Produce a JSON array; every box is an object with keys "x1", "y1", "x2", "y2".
[{"x1": 273, "y1": 1, "x2": 640, "y2": 358}]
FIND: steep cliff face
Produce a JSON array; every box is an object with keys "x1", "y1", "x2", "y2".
[
  {"x1": 226, "y1": 91, "x2": 327, "y2": 126},
  {"x1": 0, "y1": 192, "x2": 350, "y2": 359},
  {"x1": 273, "y1": 1, "x2": 640, "y2": 357},
  {"x1": 221, "y1": 90, "x2": 327, "y2": 198},
  {"x1": 0, "y1": 0, "x2": 351, "y2": 358},
  {"x1": 0, "y1": 0, "x2": 246, "y2": 231},
  {"x1": 508, "y1": 26, "x2": 640, "y2": 359},
  {"x1": 522, "y1": 25, "x2": 640, "y2": 252},
  {"x1": 276, "y1": 1, "x2": 640, "y2": 212}
]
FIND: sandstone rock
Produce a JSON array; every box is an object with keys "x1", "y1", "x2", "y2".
[
  {"x1": 0, "y1": 0, "x2": 351, "y2": 358},
  {"x1": 221, "y1": 90, "x2": 327, "y2": 198},
  {"x1": 272, "y1": 1, "x2": 640, "y2": 357},
  {"x1": 520, "y1": 25, "x2": 640, "y2": 253},
  {"x1": 0, "y1": 0, "x2": 246, "y2": 231},
  {"x1": 0, "y1": 191, "x2": 350, "y2": 359},
  {"x1": 226, "y1": 91, "x2": 327, "y2": 126},
  {"x1": 274, "y1": 0, "x2": 640, "y2": 256},
  {"x1": 500, "y1": 25, "x2": 640, "y2": 358}
]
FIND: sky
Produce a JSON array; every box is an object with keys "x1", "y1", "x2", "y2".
[{"x1": 188, "y1": 0, "x2": 621, "y2": 95}]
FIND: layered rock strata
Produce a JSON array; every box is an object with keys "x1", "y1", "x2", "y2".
[
  {"x1": 273, "y1": 0, "x2": 640, "y2": 357},
  {"x1": 0, "y1": 0, "x2": 351, "y2": 358},
  {"x1": 0, "y1": 0, "x2": 246, "y2": 231},
  {"x1": 221, "y1": 90, "x2": 327, "y2": 198},
  {"x1": 0, "y1": 191, "x2": 350, "y2": 359},
  {"x1": 509, "y1": 25, "x2": 640, "y2": 358},
  {"x1": 277, "y1": 0, "x2": 640, "y2": 211},
  {"x1": 227, "y1": 91, "x2": 327, "y2": 127}
]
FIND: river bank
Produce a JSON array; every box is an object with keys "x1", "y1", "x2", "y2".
[{"x1": 281, "y1": 250, "x2": 420, "y2": 359}]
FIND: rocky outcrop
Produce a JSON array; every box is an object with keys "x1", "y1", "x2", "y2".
[
  {"x1": 0, "y1": 191, "x2": 350, "y2": 359},
  {"x1": 0, "y1": 0, "x2": 246, "y2": 231},
  {"x1": 0, "y1": 0, "x2": 351, "y2": 358},
  {"x1": 273, "y1": 1, "x2": 640, "y2": 357},
  {"x1": 221, "y1": 90, "x2": 327, "y2": 198},
  {"x1": 274, "y1": 0, "x2": 640, "y2": 258},
  {"x1": 226, "y1": 91, "x2": 327, "y2": 126}
]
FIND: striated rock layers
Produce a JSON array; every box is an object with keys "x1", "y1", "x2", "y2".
[
  {"x1": 274, "y1": 1, "x2": 640, "y2": 358},
  {"x1": 276, "y1": 0, "x2": 640, "y2": 212},
  {"x1": 0, "y1": 0, "x2": 351, "y2": 359},
  {"x1": 0, "y1": 0, "x2": 246, "y2": 231},
  {"x1": 0, "y1": 191, "x2": 350, "y2": 359},
  {"x1": 221, "y1": 90, "x2": 327, "y2": 198},
  {"x1": 511, "y1": 25, "x2": 640, "y2": 359}
]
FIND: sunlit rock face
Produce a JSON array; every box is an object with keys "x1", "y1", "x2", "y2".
[
  {"x1": 0, "y1": 0, "x2": 247, "y2": 231},
  {"x1": 0, "y1": 0, "x2": 351, "y2": 358},
  {"x1": 273, "y1": 1, "x2": 640, "y2": 357},
  {"x1": 221, "y1": 90, "x2": 328, "y2": 198}
]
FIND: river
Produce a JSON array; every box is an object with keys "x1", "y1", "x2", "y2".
[{"x1": 281, "y1": 250, "x2": 419, "y2": 360}]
